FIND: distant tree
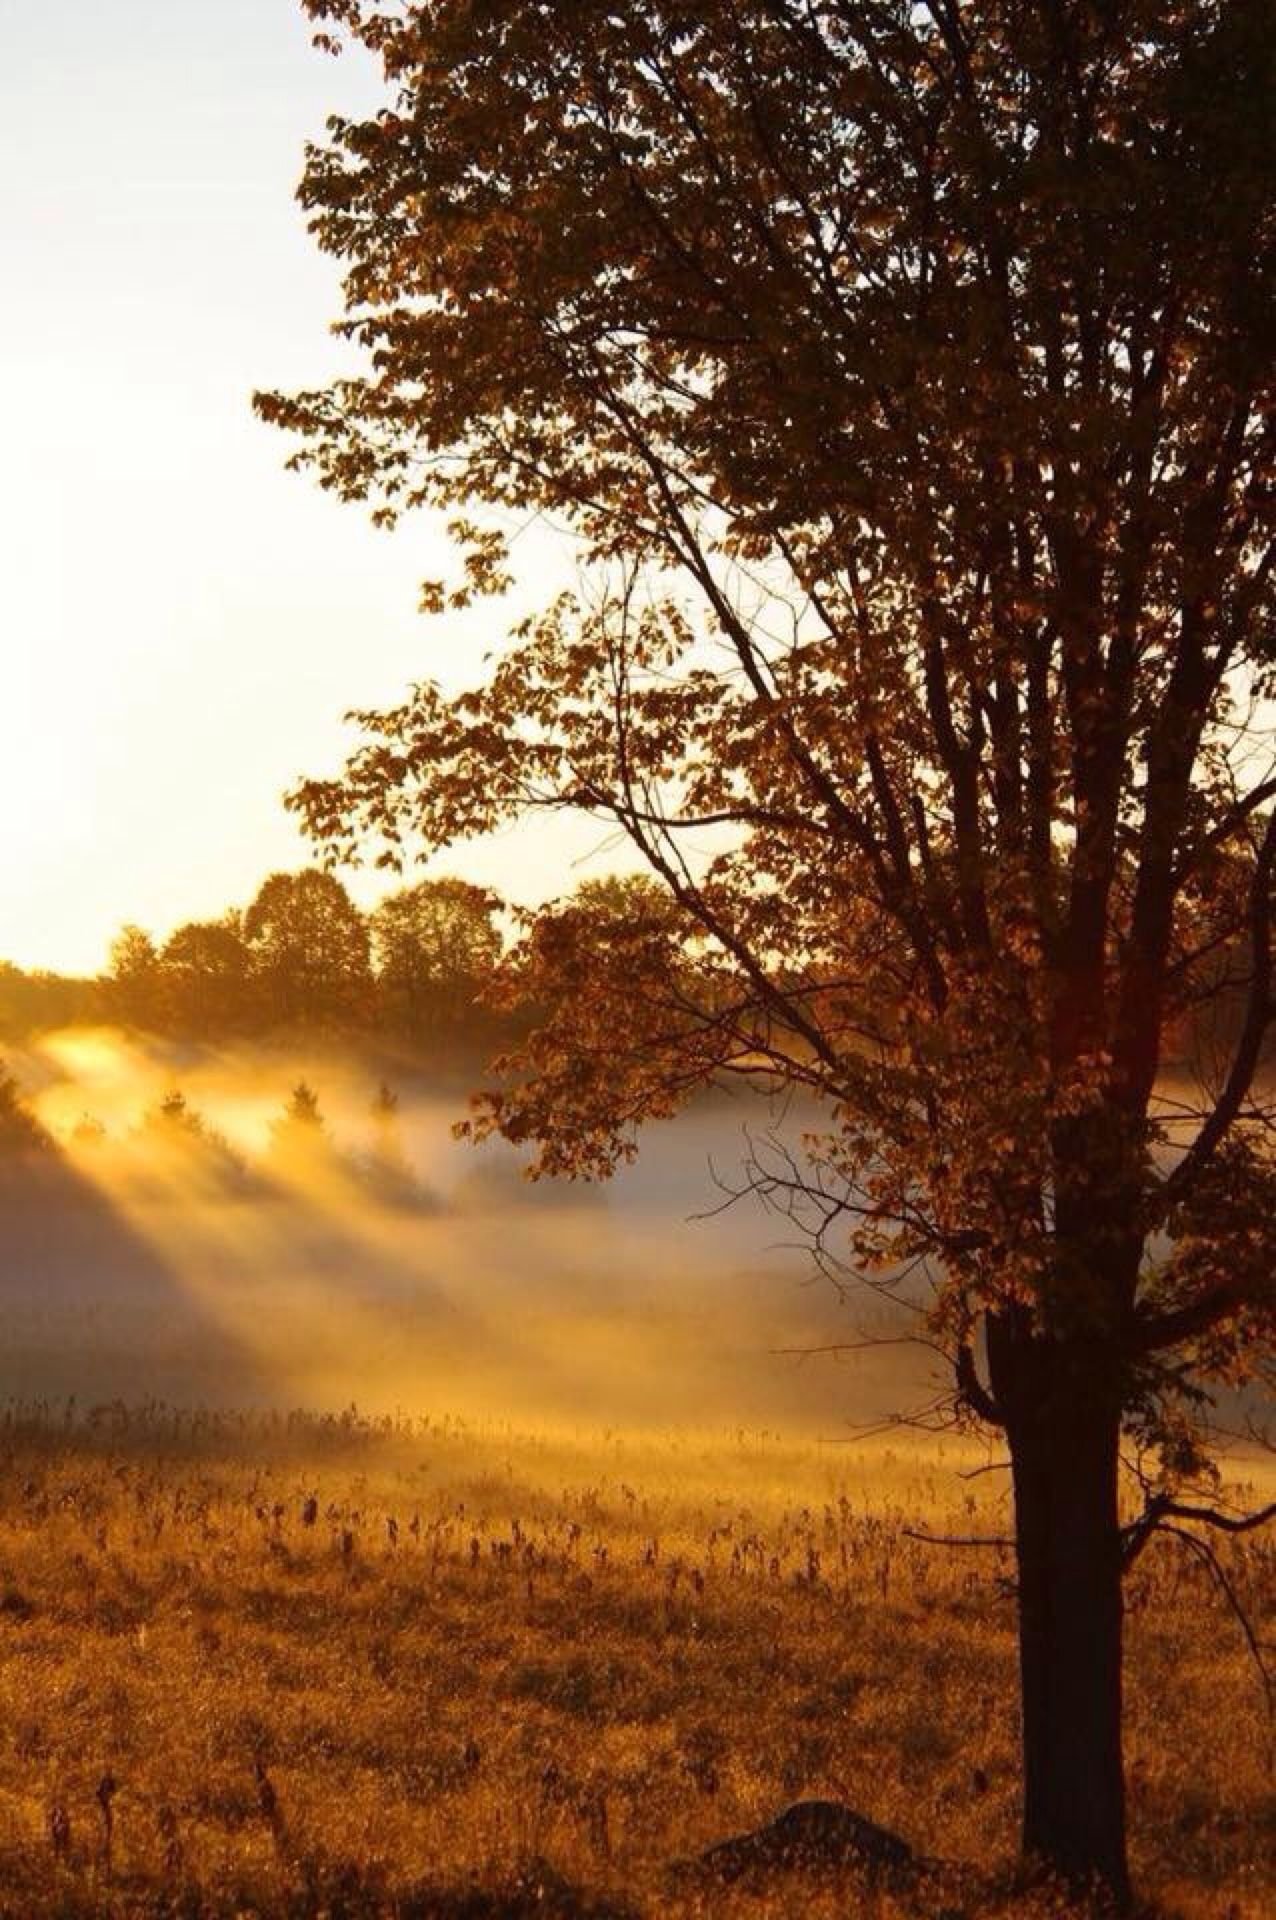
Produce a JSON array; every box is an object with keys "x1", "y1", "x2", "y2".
[
  {"x1": 0, "y1": 1064, "x2": 52, "y2": 1158},
  {"x1": 267, "y1": 1080, "x2": 342, "y2": 1181},
  {"x1": 106, "y1": 925, "x2": 166, "y2": 1030},
  {"x1": 0, "y1": 963, "x2": 31, "y2": 1035},
  {"x1": 564, "y1": 875, "x2": 677, "y2": 929},
  {"x1": 363, "y1": 1078, "x2": 425, "y2": 1204},
  {"x1": 289, "y1": 1082, "x2": 323, "y2": 1129},
  {"x1": 370, "y1": 878, "x2": 501, "y2": 1043},
  {"x1": 243, "y1": 871, "x2": 371, "y2": 1030},
  {"x1": 265, "y1": 1, "x2": 1276, "y2": 1898},
  {"x1": 148, "y1": 1089, "x2": 203, "y2": 1134},
  {"x1": 274, "y1": 1080, "x2": 325, "y2": 1140},
  {"x1": 0, "y1": 963, "x2": 99, "y2": 1039},
  {"x1": 137, "y1": 1087, "x2": 247, "y2": 1188},
  {"x1": 160, "y1": 915, "x2": 258, "y2": 1037}
]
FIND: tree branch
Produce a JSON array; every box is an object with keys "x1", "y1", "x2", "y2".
[
  {"x1": 955, "y1": 1340, "x2": 1004, "y2": 1428},
  {"x1": 1159, "y1": 810, "x2": 1276, "y2": 1212}
]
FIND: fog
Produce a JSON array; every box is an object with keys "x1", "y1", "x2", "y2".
[{"x1": 0, "y1": 1030, "x2": 928, "y2": 1433}]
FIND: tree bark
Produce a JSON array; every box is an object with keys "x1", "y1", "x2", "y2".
[{"x1": 1003, "y1": 1361, "x2": 1129, "y2": 1903}]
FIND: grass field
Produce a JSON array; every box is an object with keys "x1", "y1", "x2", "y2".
[{"x1": 0, "y1": 1404, "x2": 1269, "y2": 1917}]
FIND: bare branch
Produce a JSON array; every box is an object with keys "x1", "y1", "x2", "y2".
[
  {"x1": 1159, "y1": 810, "x2": 1276, "y2": 1211},
  {"x1": 901, "y1": 1528, "x2": 1014, "y2": 1550},
  {"x1": 956, "y1": 1340, "x2": 1004, "y2": 1428},
  {"x1": 1160, "y1": 1526, "x2": 1274, "y2": 1722}
]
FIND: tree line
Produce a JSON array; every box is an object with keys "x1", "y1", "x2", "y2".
[
  {"x1": 0, "y1": 870, "x2": 510, "y2": 1051},
  {"x1": 0, "y1": 861, "x2": 1254, "y2": 1073}
]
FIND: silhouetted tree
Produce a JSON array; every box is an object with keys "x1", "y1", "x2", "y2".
[
  {"x1": 264, "y1": 1, "x2": 1276, "y2": 1897},
  {"x1": 371, "y1": 877, "x2": 501, "y2": 1043},
  {"x1": 362, "y1": 1078, "x2": 425, "y2": 1205},
  {"x1": 106, "y1": 925, "x2": 165, "y2": 1030},
  {"x1": 243, "y1": 871, "x2": 371, "y2": 1030},
  {"x1": 268, "y1": 1080, "x2": 336, "y2": 1176},
  {"x1": 277, "y1": 1080, "x2": 324, "y2": 1136},
  {"x1": 0, "y1": 963, "x2": 98, "y2": 1039},
  {"x1": 156, "y1": 1090, "x2": 195, "y2": 1128},
  {"x1": 0, "y1": 1064, "x2": 52, "y2": 1158},
  {"x1": 136, "y1": 1087, "x2": 247, "y2": 1190},
  {"x1": 161, "y1": 915, "x2": 258, "y2": 1037}
]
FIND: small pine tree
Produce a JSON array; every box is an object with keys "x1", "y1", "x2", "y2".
[
  {"x1": 130, "y1": 1085, "x2": 246, "y2": 1191},
  {"x1": 268, "y1": 1081, "x2": 330, "y2": 1163},
  {"x1": 154, "y1": 1089, "x2": 200, "y2": 1132},
  {"x1": 285, "y1": 1082, "x2": 324, "y2": 1130},
  {"x1": 363, "y1": 1077, "x2": 427, "y2": 1206}
]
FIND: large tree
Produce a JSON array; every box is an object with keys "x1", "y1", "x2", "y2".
[{"x1": 260, "y1": 1, "x2": 1276, "y2": 1897}]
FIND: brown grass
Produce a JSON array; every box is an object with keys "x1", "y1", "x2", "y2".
[{"x1": 0, "y1": 1403, "x2": 1269, "y2": 1917}]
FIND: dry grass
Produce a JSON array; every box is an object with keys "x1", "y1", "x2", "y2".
[{"x1": 0, "y1": 1403, "x2": 1269, "y2": 1918}]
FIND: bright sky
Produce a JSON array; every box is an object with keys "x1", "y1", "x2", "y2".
[{"x1": 1, "y1": 0, "x2": 591, "y2": 974}]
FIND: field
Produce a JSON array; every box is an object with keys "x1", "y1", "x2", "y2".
[{"x1": 0, "y1": 1408, "x2": 1269, "y2": 1918}]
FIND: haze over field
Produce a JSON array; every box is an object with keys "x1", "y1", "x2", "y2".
[{"x1": 0, "y1": 1032, "x2": 920, "y2": 1431}]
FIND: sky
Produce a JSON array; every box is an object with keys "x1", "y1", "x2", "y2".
[{"x1": 1, "y1": 0, "x2": 592, "y2": 974}]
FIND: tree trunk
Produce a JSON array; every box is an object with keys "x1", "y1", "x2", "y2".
[{"x1": 1006, "y1": 1375, "x2": 1129, "y2": 1903}]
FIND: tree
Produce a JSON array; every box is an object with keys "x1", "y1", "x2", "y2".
[
  {"x1": 0, "y1": 1063, "x2": 52, "y2": 1160},
  {"x1": 268, "y1": 1080, "x2": 331, "y2": 1161},
  {"x1": 106, "y1": 925, "x2": 166, "y2": 1030},
  {"x1": 0, "y1": 963, "x2": 98, "y2": 1039},
  {"x1": 363, "y1": 1078, "x2": 427, "y2": 1204},
  {"x1": 367, "y1": 1078, "x2": 404, "y2": 1166},
  {"x1": 137, "y1": 1087, "x2": 247, "y2": 1189},
  {"x1": 160, "y1": 915, "x2": 258, "y2": 1037},
  {"x1": 260, "y1": 2, "x2": 1276, "y2": 1898},
  {"x1": 286, "y1": 1081, "x2": 324, "y2": 1132},
  {"x1": 243, "y1": 870, "x2": 372, "y2": 1030},
  {"x1": 370, "y1": 877, "x2": 501, "y2": 1042}
]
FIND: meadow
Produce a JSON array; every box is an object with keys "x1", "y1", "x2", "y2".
[{"x1": 0, "y1": 1404, "x2": 1268, "y2": 1918}]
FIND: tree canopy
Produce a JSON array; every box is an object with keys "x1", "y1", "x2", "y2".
[{"x1": 267, "y1": 0, "x2": 1275, "y2": 1358}]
